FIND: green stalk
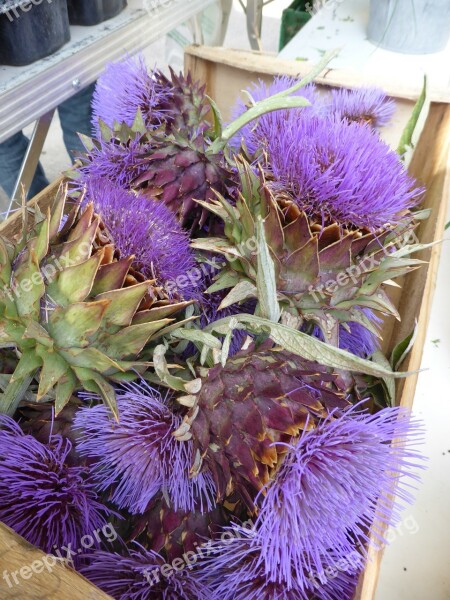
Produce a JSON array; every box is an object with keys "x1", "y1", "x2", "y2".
[
  {"x1": 269, "y1": 48, "x2": 340, "y2": 99},
  {"x1": 208, "y1": 48, "x2": 339, "y2": 154},
  {"x1": 210, "y1": 96, "x2": 312, "y2": 153},
  {"x1": 397, "y1": 75, "x2": 427, "y2": 157}
]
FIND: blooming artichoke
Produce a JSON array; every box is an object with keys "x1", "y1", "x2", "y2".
[
  {"x1": 175, "y1": 346, "x2": 352, "y2": 512},
  {"x1": 192, "y1": 159, "x2": 420, "y2": 346},
  {"x1": 0, "y1": 186, "x2": 190, "y2": 417}
]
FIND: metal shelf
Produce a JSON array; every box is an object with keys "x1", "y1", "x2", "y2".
[{"x1": 0, "y1": 0, "x2": 215, "y2": 143}]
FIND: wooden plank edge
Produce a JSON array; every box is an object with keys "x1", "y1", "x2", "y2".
[
  {"x1": 0, "y1": 177, "x2": 64, "y2": 241},
  {"x1": 184, "y1": 45, "x2": 450, "y2": 103},
  {"x1": 0, "y1": 523, "x2": 112, "y2": 599},
  {"x1": 355, "y1": 103, "x2": 450, "y2": 599}
]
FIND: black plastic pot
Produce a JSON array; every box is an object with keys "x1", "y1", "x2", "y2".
[
  {"x1": 67, "y1": 0, "x2": 127, "y2": 26},
  {"x1": 0, "y1": 0, "x2": 70, "y2": 66}
]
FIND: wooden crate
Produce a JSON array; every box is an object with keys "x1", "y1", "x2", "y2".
[
  {"x1": 0, "y1": 46, "x2": 449, "y2": 600},
  {"x1": 185, "y1": 45, "x2": 450, "y2": 599}
]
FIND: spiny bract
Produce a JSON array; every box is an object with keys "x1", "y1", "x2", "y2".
[{"x1": 0, "y1": 186, "x2": 191, "y2": 418}]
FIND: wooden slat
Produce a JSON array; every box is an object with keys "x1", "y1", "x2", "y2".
[
  {"x1": 185, "y1": 45, "x2": 450, "y2": 106},
  {"x1": 0, "y1": 523, "x2": 112, "y2": 599},
  {"x1": 0, "y1": 177, "x2": 64, "y2": 242},
  {"x1": 355, "y1": 102, "x2": 450, "y2": 599}
]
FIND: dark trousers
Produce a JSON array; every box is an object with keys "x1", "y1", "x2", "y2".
[{"x1": 0, "y1": 83, "x2": 95, "y2": 199}]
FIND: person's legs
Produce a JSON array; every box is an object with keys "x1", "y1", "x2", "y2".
[
  {"x1": 58, "y1": 83, "x2": 96, "y2": 161},
  {"x1": 0, "y1": 131, "x2": 49, "y2": 199}
]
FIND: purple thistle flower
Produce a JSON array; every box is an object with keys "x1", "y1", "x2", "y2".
[
  {"x1": 231, "y1": 77, "x2": 323, "y2": 155},
  {"x1": 193, "y1": 523, "x2": 360, "y2": 600},
  {"x1": 83, "y1": 176, "x2": 199, "y2": 300},
  {"x1": 81, "y1": 544, "x2": 211, "y2": 600},
  {"x1": 338, "y1": 318, "x2": 381, "y2": 357},
  {"x1": 74, "y1": 381, "x2": 216, "y2": 515},
  {"x1": 266, "y1": 113, "x2": 423, "y2": 229},
  {"x1": 0, "y1": 415, "x2": 112, "y2": 555},
  {"x1": 253, "y1": 405, "x2": 425, "y2": 590},
  {"x1": 329, "y1": 87, "x2": 396, "y2": 128},
  {"x1": 92, "y1": 54, "x2": 171, "y2": 136},
  {"x1": 309, "y1": 308, "x2": 382, "y2": 358},
  {"x1": 75, "y1": 134, "x2": 150, "y2": 193}
]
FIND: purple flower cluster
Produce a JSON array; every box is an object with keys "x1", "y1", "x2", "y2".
[
  {"x1": 309, "y1": 308, "x2": 382, "y2": 358},
  {"x1": 330, "y1": 87, "x2": 396, "y2": 128},
  {"x1": 253, "y1": 405, "x2": 424, "y2": 590},
  {"x1": 92, "y1": 54, "x2": 171, "y2": 136},
  {"x1": 81, "y1": 544, "x2": 211, "y2": 600},
  {"x1": 192, "y1": 523, "x2": 360, "y2": 600},
  {"x1": 189, "y1": 405, "x2": 424, "y2": 598},
  {"x1": 231, "y1": 76, "x2": 419, "y2": 230},
  {"x1": 0, "y1": 415, "x2": 112, "y2": 555},
  {"x1": 267, "y1": 113, "x2": 422, "y2": 229},
  {"x1": 74, "y1": 381, "x2": 216, "y2": 515},
  {"x1": 83, "y1": 176, "x2": 199, "y2": 300}
]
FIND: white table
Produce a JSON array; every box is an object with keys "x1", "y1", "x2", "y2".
[{"x1": 279, "y1": 0, "x2": 450, "y2": 102}]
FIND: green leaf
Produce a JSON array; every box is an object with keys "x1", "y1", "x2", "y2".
[
  {"x1": 22, "y1": 320, "x2": 53, "y2": 348},
  {"x1": 97, "y1": 320, "x2": 173, "y2": 359},
  {"x1": 48, "y1": 252, "x2": 104, "y2": 306},
  {"x1": 13, "y1": 250, "x2": 45, "y2": 320},
  {"x1": 204, "y1": 314, "x2": 413, "y2": 379},
  {"x1": 35, "y1": 348, "x2": 69, "y2": 400},
  {"x1": 206, "y1": 270, "x2": 241, "y2": 294},
  {"x1": 131, "y1": 301, "x2": 193, "y2": 325},
  {"x1": 10, "y1": 350, "x2": 42, "y2": 382},
  {"x1": 55, "y1": 218, "x2": 97, "y2": 268},
  {"x1": 131, "y1": 108, "x2": 147, "y2": 134},
  {"x1": 390, "y1": 322, "x2": 418, "y2": 371},
  {"x1": 218, "y1": 280, "x2": 257, "y2": 311},
  {"x1": 0, "y1": 238, "x2": 12, "y2": 285},
  {"x1": 96, "y1": 282, "x2": 150, "y2": 327},
  {"x1": 0, "y1": 374, "x2": 34, "y2": 416},
  {"x1": 153, "y1": 344, "x2": 197, "y2": 392},
  {"x1": 390, "y1": 239, "x2": 441, "y2": 259},
  {"x1": 60, "y1": 347, "x2": 124, "y2": 373},
  {"x1": 150, "y1": 316, "x2": 199, "y2": 341},
  {"x1": 73, "y1": 368, "x2": 119, "y2": 420},
  {"x1": 55, "y1": 373, "x2": 77, "y2": 415},
  {"x1": 49, "y1": 185, "x2": 67, "y2": 241},
  {"x1": 256, "y1": 216, "x2": 280, "y2": 323},
  {"x1": 397, "y1": 75, "x2": 427, "y2": 157},
  {"x1": 47, "y1": 300, "x2": 110, "y2": 348},
  {"x1": 206, "y1": 94, "x2": 223, "y2": 139},
  {"x1": 171, "y1": 328, "x2": 222, "y2": 350},
  {"x1": 91, "y1": 257, "x2": 133, "y2": 296},
  {"x1": 371, "y1": 350, "x2": 395, "y2": 407},
  {"x1": 221, "y1": 329, "x2": 233, "y2": 367},
  {"x1": 33, "y1": 215, "x2": 50, "y2": 263}
]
